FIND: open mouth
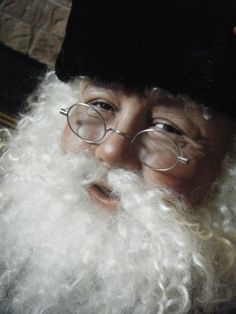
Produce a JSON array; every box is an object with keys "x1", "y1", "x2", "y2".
[{"x1": 87, "y1": 182, "x2": 119, "y2": 210}]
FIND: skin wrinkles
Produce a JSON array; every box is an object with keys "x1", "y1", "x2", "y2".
[
  {"x1": 150, "y1": 99, "x2": 201, "y2": 139},
  {"x1": 61, "y1": 80, "x2": 235, "y2": 206},
  {"x1": 81, "y1": 87, "x2": 119, "y2": 110}
]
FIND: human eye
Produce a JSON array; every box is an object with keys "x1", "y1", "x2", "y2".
[
  {"x1": 89, "y1": 101, "x2": 117, "y2": 113},
  {"x1": 88, "y1": 100, "x2": 118, "y2": 121},
  {"x1": 153, "y1": 120, "x2": 184, "y2": 136}
]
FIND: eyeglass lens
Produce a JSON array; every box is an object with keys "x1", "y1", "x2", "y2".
[{"x1": 68, "y1": 104, "x2": 106, "y2": 142}]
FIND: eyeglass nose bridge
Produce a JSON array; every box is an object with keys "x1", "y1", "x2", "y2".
[{"x1": 107, "y1": 128, "x2": 131, "y2": 140}]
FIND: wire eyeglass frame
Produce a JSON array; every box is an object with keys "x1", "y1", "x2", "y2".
[{"x1": 60, "y1": 103, "x2": 190, "y2": 172}]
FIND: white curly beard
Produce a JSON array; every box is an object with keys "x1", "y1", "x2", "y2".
[{"x1": 0, "y1": 72, "x2": 236, "y2": 314}]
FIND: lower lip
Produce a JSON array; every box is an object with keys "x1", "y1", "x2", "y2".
[{"x1": 87, "y1": 184, "x2": 119, "y2": 210}]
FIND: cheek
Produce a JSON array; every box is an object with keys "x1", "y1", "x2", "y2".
[
  {"x1": 142, "y1": 166, "x2": 193, "y2": 195},
  {"x1": 141, "y1": 155, "x2": 224, "y2": 206},
  {"x1": 61, "y1": 124, "x2": 93, "y2": 154}
]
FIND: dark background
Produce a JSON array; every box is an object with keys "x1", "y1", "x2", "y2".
[{"x1": 0, "y1": 43, "x2": 47, "y2": 127}]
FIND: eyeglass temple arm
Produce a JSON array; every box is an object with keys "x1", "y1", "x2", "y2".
[
  {"x1": 177, "y1": 156, "x2": 190, "y2": 165},
  {"x1": 60, "y1": 108, "x2": 68, "y2": 116}
]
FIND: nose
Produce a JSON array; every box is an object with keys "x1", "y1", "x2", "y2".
[{"x1": 94, "y1": 128, "x2": 140, "y2": 170}]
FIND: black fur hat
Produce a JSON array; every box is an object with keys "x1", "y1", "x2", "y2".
[{"x1": 55, "y1": 0, "x2": 236, "y2": 116}]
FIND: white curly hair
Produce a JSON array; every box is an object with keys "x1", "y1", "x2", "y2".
[{"x1": 0, "y1": 72, "x2": 236, "y2": 314}]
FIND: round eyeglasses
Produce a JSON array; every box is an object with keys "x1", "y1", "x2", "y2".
[{"x1": 60, "y1": 103, "x2": 190, "y2": 171}]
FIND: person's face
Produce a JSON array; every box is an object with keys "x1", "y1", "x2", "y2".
[{"x1": 61, "y1": 80, "x2": 235, "y2": 207}]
